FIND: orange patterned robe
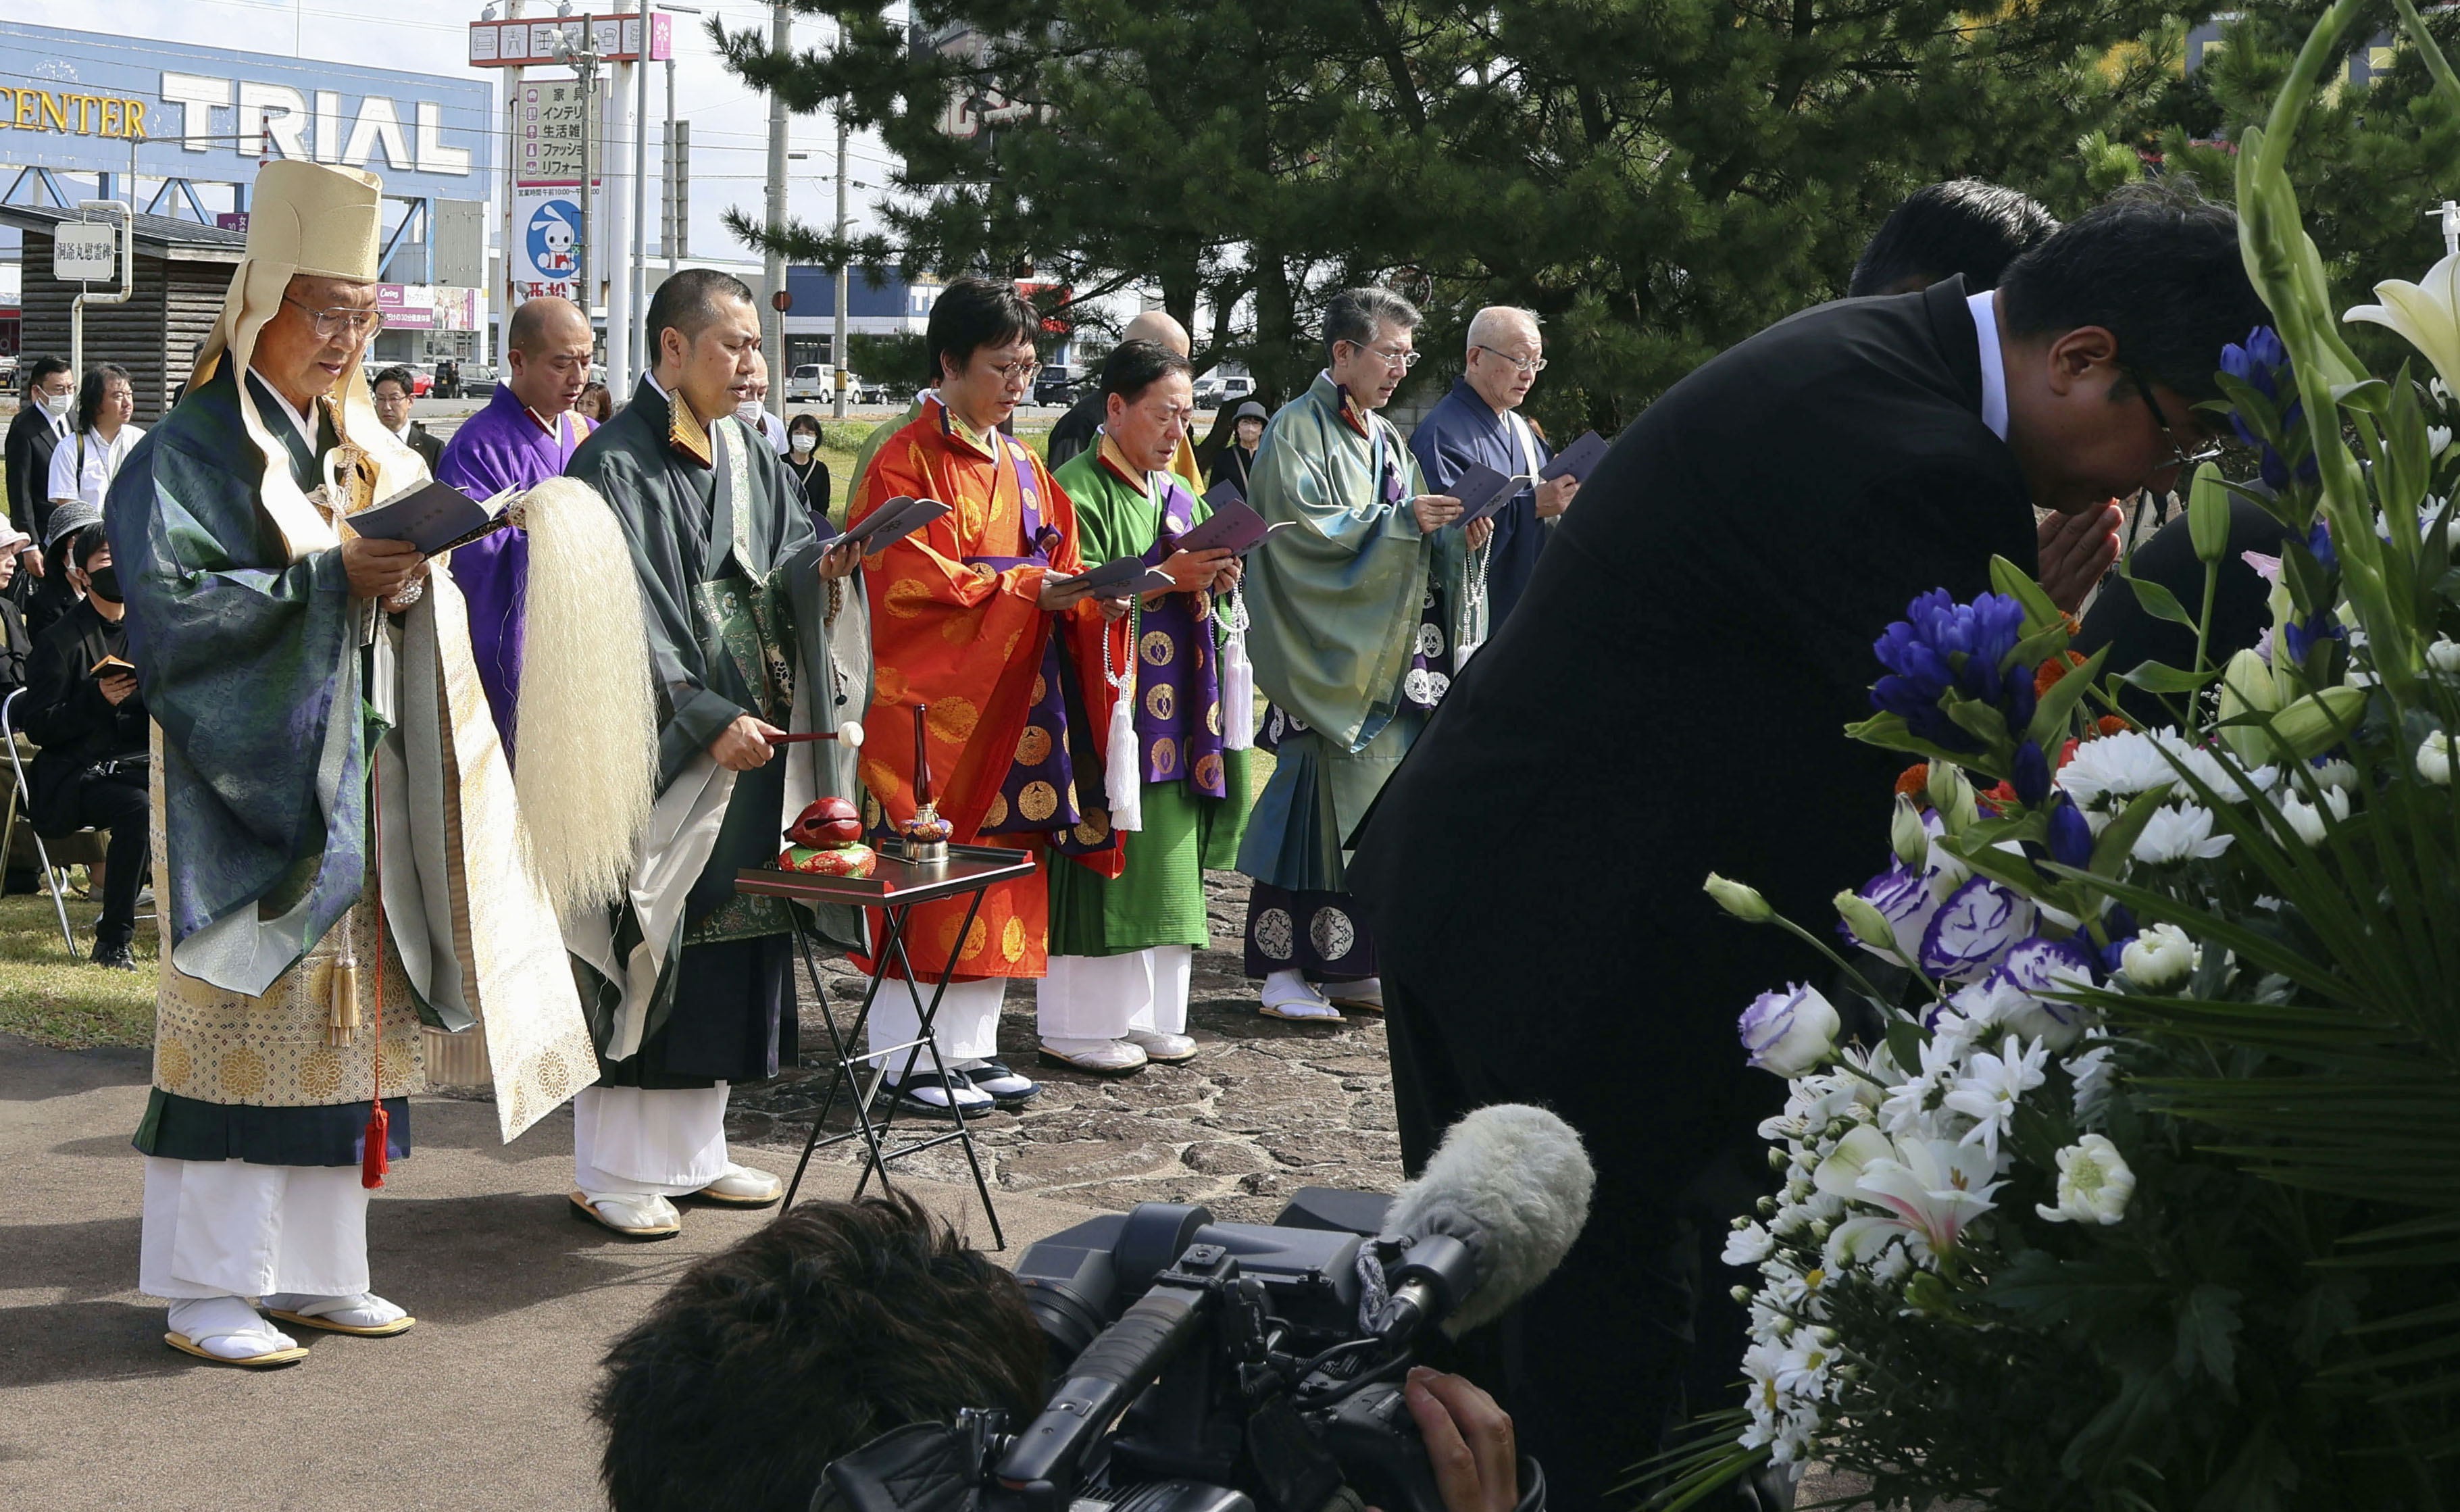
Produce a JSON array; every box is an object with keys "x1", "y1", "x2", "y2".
[{"x1": 850, "y1": 397, "x2": 1129, "y2": 980}]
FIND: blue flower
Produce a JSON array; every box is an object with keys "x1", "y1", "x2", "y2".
[
  {"x1": 2220, "y1": 327, "x2": 2317, "y2": 488},
  {"x1": 1920, "y1": 874, "x2": 2037, "y2": 984},
  {"x1": 1872, "y1": 590, "x2": 2032, "y2": 751},
  {"x1": 2282, "y1": 614, "x2": 2345, "y2": 664},
  {"x1": 2306, "y1": 520, "x2": 2337, "y2": 573},
  {"x1": 2048, "y1": 799, "x2": 2095, "y2": 870},
  {"x1": 2013, "y1": 740, "x2": 2051, "y2": 808}
]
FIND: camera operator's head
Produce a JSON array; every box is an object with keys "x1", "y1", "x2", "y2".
[{"x1": 593, "y1": 1192, "x2": 1047, "y2": 1512}]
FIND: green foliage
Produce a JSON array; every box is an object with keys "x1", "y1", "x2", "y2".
[
  {"x1": 717, "y1": 0, "x2": 2203, "y2": 436},
  {"x1": 845, "y1": 331, "x2": 929, "y2": 390}
]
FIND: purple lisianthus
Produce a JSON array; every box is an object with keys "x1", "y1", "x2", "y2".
[
  {"x1": 2048, "y1": 799, "x2": 2094, "y2": 870},
  {"x1": 1738, "y1": 982, "x2": 1842, "y2": 1078},
  {"x1": 1845, "y1": 863, "x2": 1943, "y2": 961},
  {"x1": 1920, "y1": 875, "x2": 2036, "y2": 984},
  {"x1": 1989, "y1": 935, "x2": 2099, "y2": 1050},
  {"x1": 1872, "y1": 590, "x2": 2032, "y2": 752}
]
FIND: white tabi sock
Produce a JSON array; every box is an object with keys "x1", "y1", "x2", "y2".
[{"x1": 168, "y1": 1296, "x2": 297, "y2": 1361}]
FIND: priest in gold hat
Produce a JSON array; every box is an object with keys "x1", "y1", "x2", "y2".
[{"x1": 107, "y1": 159, "x2": 600, "y2": 1366}]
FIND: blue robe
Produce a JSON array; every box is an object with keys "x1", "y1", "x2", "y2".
[{"x1": 1407, "y1": 377, "x2": 1555, "y2": 629}]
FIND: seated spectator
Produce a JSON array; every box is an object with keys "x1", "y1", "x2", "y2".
[
  {"x1": 577, "y1": 380, "x2": 614, "y2": 424},
  {"x1": 0, "y1": 526, "x2": 30, "y2": 691},
  {"x1": 24, "y1": 522, "x2": 148, "y2": 969},
  {"x1": 47, "y1": 363, "x2": 145, "y2": 516},
  {"x1": 25, "y1": 501, "x2": 99, "y2": 642}
]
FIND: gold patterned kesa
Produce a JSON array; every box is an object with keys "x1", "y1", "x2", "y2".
[
  {"x1": 1072, "y1": 809, "x2": 1109, "y2": 847},
  {"x1": 928, "y1": 697, "x2": 980, "y2": 745},
  {"x1": 1151, "y1": 737, "x2": 1179, "y2": 778},
  {"x1": 960, "y1": 916, "x2": 990, "y2": 959},
  {"x1": 1001, "y1": 915, "x2": 1026, "y2": 962},
  {"x1": 1145, "y1": 682, "x2": 1176, "y2": 722},
  {"x1": 1140, "y1": 630, "x2": 1176, "y2": 667},
  {"x1": 941, "y1": 611, "x2": 977, "y2": 644},
  {"x1": 536, "y1": 1049, "x2": 572, "y2": 1101},
  {"x1": 155, "y1": 1040, "x2": 193, "y2": 1091},
  {"x1": 1192, "y1": 589, "x2": 1212, "y2": 624},
  {"x1": 884, "y1": 577, "x2": 936, "y2": 618},
  {"x1": 1206, "y1": 701, "x2": 1222, "y2": 737},
  {"x1": 873, "y1": 664, "x2": 907, "y2": 703},
  {"x1": 1031, "y1": 673, "x2": 1049, "y2": 704},
  {"x1": 863, "y1": 790, "x2": 886, "y2": 829},
  {"x1": 982, "y1": 790, "x2": 1009, "y2": 828},
  {"x1": 1018, "y1": 779, "x2": 1059, "y2": 823},
  {"x1": 1017, "y1": 725, "x2": 1053, "y2": 766},
  {"x1": 861, "y1": 757, "x2": 903, "y2": 805},
  {"x1": 1193, "y1": 752, "x2": 1224, "y2": 791}
]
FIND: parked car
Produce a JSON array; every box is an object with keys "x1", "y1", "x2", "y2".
[
  {"x1": 1034, "y1": 363, "x2": 1087, "y2": 406},
  {"x1": 1194, "y1": 371, "x2": 1255, "y2": 408},
  {"x1": 787, "y1": 363, "x2": 832, "y2": 401}
]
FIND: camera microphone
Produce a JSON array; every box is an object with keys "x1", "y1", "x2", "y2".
[{"x1": 1369, "y1": 1105, "x2": 1594, "y2": 1342}]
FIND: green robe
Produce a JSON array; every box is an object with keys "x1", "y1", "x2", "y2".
[
  {"x1": 1236, "y1": 373, "x2": 1464, "y2": 892},
  {"x1": 560, "y1": 376, "x2": 872, "y2": 1074},
  {"x1": 1045, "y1": 447, "x2": 1252, "y2": 955}
]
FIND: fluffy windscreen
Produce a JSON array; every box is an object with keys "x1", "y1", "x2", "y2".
[
  {"x1": 511, "y1": 478, "x2": 657, "y2": 917},
  {"x1": 1381, "y1": 1103, "x2": 1595, "y2": 1336}
]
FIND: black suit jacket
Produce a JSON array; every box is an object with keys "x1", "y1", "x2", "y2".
[
  {"x1": 1355, "y1": 277, "x2": 2038, "y2": 1142},
  {"x1": 1045, "y1": 390, "x2": 1105, "y2": 470},
  {"x1": 5, "y1": 407, "x2": 65, "y2": 543},
  {"x1": 22, "y1": 598, "x2": 145, "y2": 834},
  {"x1": 405, "y1": 423, "x2": 444, "y2": 472}
]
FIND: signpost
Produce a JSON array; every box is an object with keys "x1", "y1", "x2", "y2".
[{"x1": 61, "y1": 203, "x2": 134, "y2": 381}]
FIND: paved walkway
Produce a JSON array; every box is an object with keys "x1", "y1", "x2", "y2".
[{"x1": 0, "y1": 1033, "x2": 1104, "y2": 1512}]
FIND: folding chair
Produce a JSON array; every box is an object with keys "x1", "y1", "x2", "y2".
[{"x1": 1, "y1": 685, "x2": 101, "y2": 958}]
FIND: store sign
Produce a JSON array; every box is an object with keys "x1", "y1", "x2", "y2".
[
  {"x1": 511, "y1": 187, "x2": 585, "y2": 305},
  {"x1": 376, "y1": 283, "x2": 480, "y2": 332},
  {"x1": 516, "y1": 78, "x2": 598, "y2": 187},
  {"x1": 0, "y1": 23, "x2": 489, "y2": 202},
  {"x1": 53, "y1": 222, "x2": 116, "y2": 281},
  {"x1": 468, "y1": 14, "x2": 672, "y2": 68}
]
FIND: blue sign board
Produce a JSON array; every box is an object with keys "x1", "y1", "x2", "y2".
[{"x1": 0, "y1": 20, "x2": 492, "y2": 203}]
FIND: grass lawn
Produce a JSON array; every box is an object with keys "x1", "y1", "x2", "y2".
[{"x1": 0, "y1": 880, "x2": 157, "y2": 1048}]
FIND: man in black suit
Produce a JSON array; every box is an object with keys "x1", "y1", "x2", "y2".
[
  {"x1": 370, "y1": 364, "x2": 443, "y2": 471},
  {"x1": 23, "y1": 520, "x2": 149, "y2": 969},
  {"x1": 1348, "y1": 183, "x2": 2269, "y2": 1509},
  {"x1": 5, "y1": 355, "x2": 74, "y2": 578}
]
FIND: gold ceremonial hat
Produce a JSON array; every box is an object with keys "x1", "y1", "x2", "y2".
[{"x1": 244, "y1": 160, "x2": 383, "y2": 281}]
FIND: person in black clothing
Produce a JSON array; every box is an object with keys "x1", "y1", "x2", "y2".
[
  {"x1": 24, "y1": 522, "x2": 149, "y2": 968},
  {"x1": 25, "y1": 499, "x2": 98, "y2": 643},
  {"x1": 370, "y1": 365, "x2": 443, "y2": 470},
  {"x1": 1849, "y1": 178, "x2": 2061, "y2": 299},
  {"x1": 1347, "y1": 182, "x2": 2268, "y2": 1511},
  {"x1": 1207, "y1": 399, "x2": 1267, "y2": 495},
  {"x1": 5, "y1": 355, "x2": 74, "y2": 574},
  {"x1": 0, "y1": 525, "x2": 30, "y2": 703},
  {"x1": 782, "y1": 411, "x2": 830, "y2": 522}
]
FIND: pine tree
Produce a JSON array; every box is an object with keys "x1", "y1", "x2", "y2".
[{"x1": 722, "y1": 2, "x2": 2209, "y2": 434}]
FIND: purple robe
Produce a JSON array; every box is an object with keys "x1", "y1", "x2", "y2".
[{"x1": 432, "y1": 384, "x2": 593, "y2": 755}]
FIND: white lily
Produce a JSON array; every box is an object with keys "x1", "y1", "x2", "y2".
[
  {"x1": 1828, "y1": 1136, "x2": 2004, "y2": 1266},
  {"x1": 2347, "y1": 252, "x2": 2460, "y2": 398}
]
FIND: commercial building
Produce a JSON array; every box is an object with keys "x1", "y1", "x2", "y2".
[{"x1": 0, "y1": 20, "x2": 491, "y2": 399}]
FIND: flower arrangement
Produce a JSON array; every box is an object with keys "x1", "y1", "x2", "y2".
[{"x1": 1654, "y1": 3, "x2": 2460, "y2": 1506}]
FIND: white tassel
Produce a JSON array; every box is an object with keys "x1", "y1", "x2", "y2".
[
  {"x1": 1103, "y1": 626, "x2": 1143, "y2": 833},
  {"x1": 1221, "y1": 587, "x2": 1256, "y2": 752}
]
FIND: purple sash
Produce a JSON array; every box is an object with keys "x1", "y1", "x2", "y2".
[{"x1": 1130, "y1": 481, "x2": 1228, "y2": 798}]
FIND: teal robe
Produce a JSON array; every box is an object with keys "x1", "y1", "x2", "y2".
[
  {"x1": 1236, "y1": 374, "x2": 1465, "y2": 892},
  {"x1": 1046, "y1": 446, "x2": 1251, "y2": 954}
]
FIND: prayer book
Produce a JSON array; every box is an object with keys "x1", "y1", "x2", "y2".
[
  {"x1": 1047, "y1": 555, "x2": 1174, "y2": 598},
  {"x1": 347, "y1": 480, "x2": 516, "y2": 555},
  {"x1": 89, "y1": 653, "x2": 135, "y2": 679},
  {"x1": 1449, "y1": 464, "x2": 1535, "y2": 526},
  {"x1": 840, "y1": 495, "x2": 954, "y2": 552},
  {"x1": 1174, "y1": 498, "x2": 1291, "y2": 557},
  {"x1": 1203, "y1": 476, "x2": 1245, "y2": 510},
  {"x1": 1540, "y1": 430, "x2": 1609, "y2": 483}
]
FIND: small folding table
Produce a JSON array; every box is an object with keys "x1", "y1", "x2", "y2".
[{"x1": 736, "y1": 843, "x2": 1036, "y2": 1248}]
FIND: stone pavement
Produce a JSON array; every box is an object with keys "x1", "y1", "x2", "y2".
[{"x1": 731, "y1": 871, "x2": 1409, "y2": 1226}]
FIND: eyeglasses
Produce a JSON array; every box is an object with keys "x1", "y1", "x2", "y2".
[
  {"x1": 982, "y1": 355, "x2": 1038, "y2": 383},
  {"x1": 1345, "y1": 342, "x2": 1420, "y2": 370},
  {"x1": 283, "y1": 296, "x2": 384, "y2": 341},
  {"x1": 1474, "y1": 344, "x2": 1547, "y2": 375},
  {"x1": 2126, "y1": 366, "x2": 2225, "y2": 477}
]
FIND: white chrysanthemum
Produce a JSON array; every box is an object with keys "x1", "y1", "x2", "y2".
[
  {"x1": 2054, "y1": 729, "x2": 2175, "y2": 807},
  {"x1": 2065, "y1": 1041, "x2": 2120, "y2": 1125},
  {"x1": 2276, "y1": 785, "x2": 2353, "y2": 846},
  {"x1": 2130, "y1": 803, "x2": 2232, "y2": 865},
  {"x1": 2431, "y1": 638, "x2": 2460, "y2": 674},
  {"x1": 2420, "y1": 730, "x2": 2453, "y2": 787},
  {"x1": 1724, "y1": 1220, "x2": 1776, "y2": 1267},
  {"x1": 2151, "y1": 732, "x2": 2277, "y2": 803},
  {"x1": 2120, "y1": 923, "x2": 2198, "y2": 990},
  {"x1": 2036, "y1": 1134, "x2": 2137, "y2": 1226},
  {"x1": 1942, "y1": 1034, "x2": 2049, "y2": 1163}
]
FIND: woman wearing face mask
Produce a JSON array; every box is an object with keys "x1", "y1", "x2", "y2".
[
  {"x1": 24, "y1": 501, "x2": 98, "y2": 642},
  {"x1": 22, "y1": 522, "x2": 150, "y2": 969},
  {"x1": 782, "y1": 412, "x2": 831, "y2": 524},
  {"x1": 47, "y1": 364, "x2": 144, "y2": 517}
]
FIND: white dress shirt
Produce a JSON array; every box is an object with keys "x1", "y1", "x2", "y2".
[
  {"x1": 47, "y1": 424, "x2": 146, "y2": 511},
  {"x1": 1968, "y1": 288, "x2": 2009, "y2": 442}
]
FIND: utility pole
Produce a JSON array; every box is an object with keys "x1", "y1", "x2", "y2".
[
  {"x1": 659, "y1": 5, "x2": 699, "y2": 281},
  {"x1": 604, "y1": 3, "x2": 637, "y2": 400},
  {"x1": 832, "y1": 101, "x2": 850, "y2": 419},
  {"x1": 763, "y1": 0, "x2": 790, "y2": 422},
  {"x1": 624, "y1": 0, "x2": 651, "y2": 396},
  {"x1": 551, "y1": 20, "x2": 604, "y2": 359}
]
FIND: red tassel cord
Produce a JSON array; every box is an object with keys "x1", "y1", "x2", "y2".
[{"x1": 362, "y1": 757, "x2": 389, "y2": 1190}]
